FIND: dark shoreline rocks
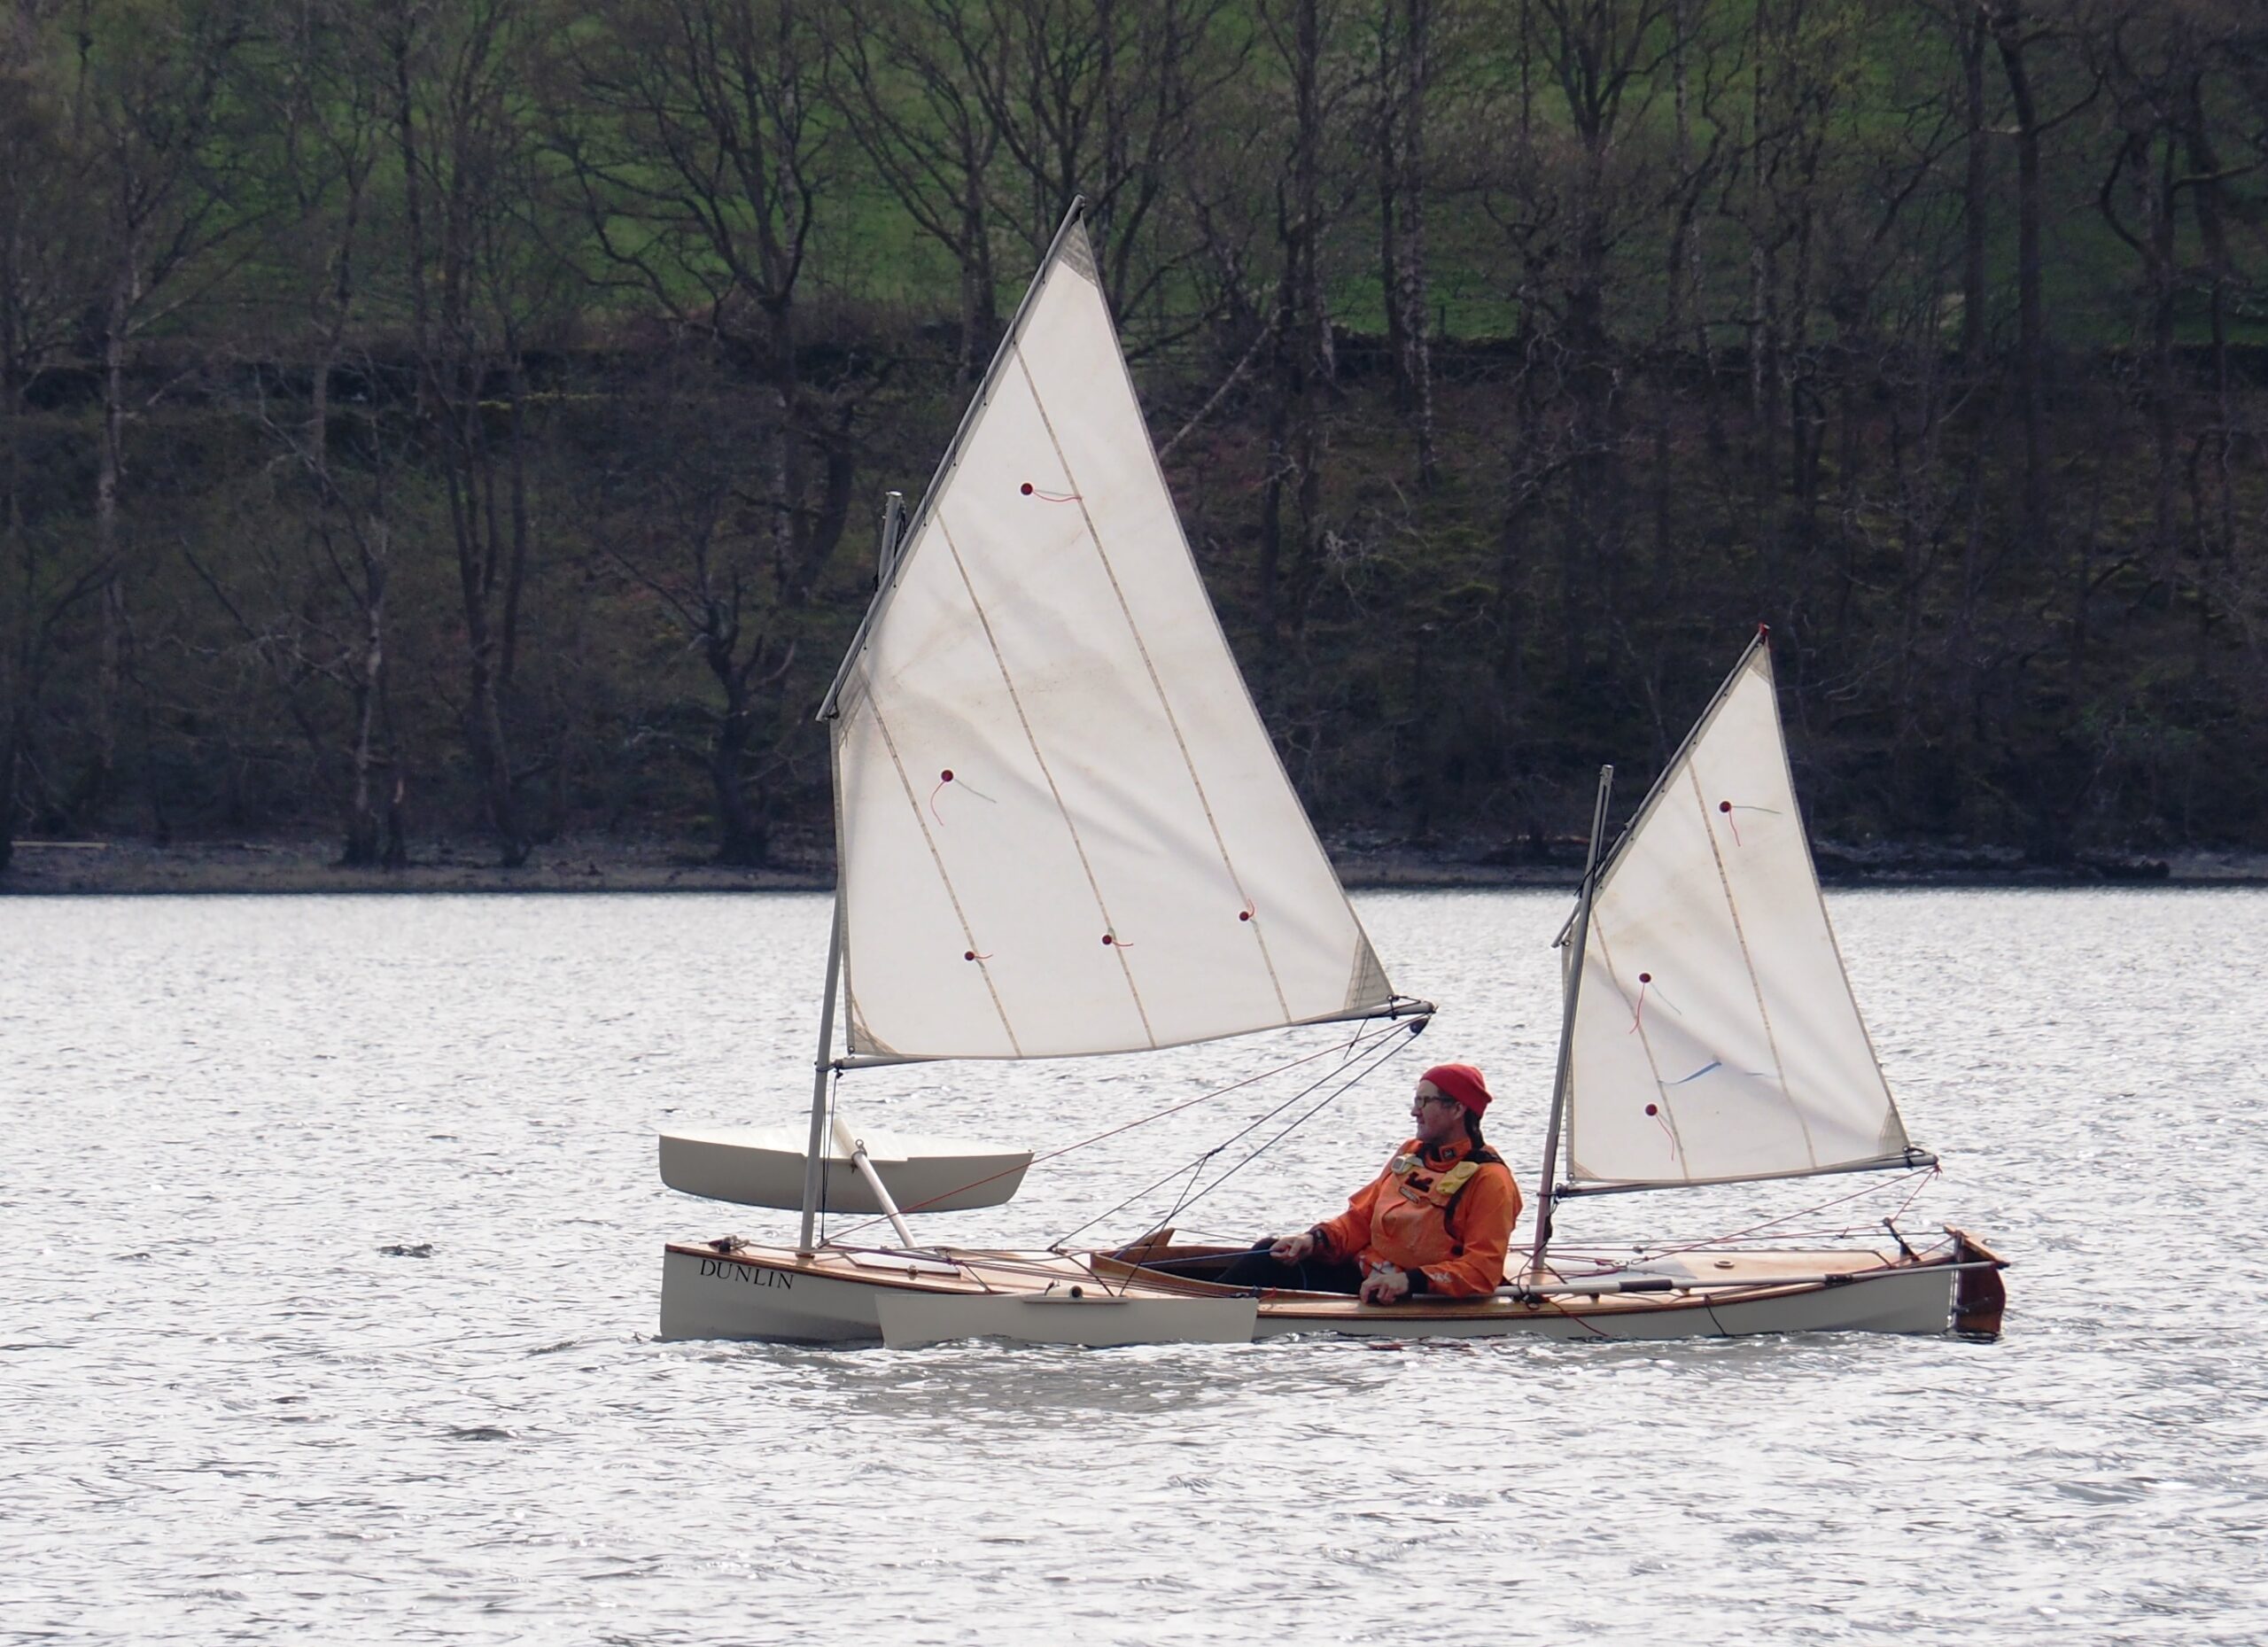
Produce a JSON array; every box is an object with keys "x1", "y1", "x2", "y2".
[{"x1": 3, "y1": 834, "x2": 2259, "y2": 894}]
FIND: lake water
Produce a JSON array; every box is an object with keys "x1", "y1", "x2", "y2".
[{"x1": 2, "y1": 887, "x2": 2263, "y2": 1644}]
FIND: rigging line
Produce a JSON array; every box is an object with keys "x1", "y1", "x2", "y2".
[
  {"x1": 1633, "y1": 1164, "x2": 1941, "y2": 1262},
  {"x1": 818, "y1": 1068, "x2": 837, "y2": 1249},
  {"x1": 1103, "y1": 1154, "x2": 1221, "y2": 1299},
  {"x1": 1173, "y1": 1029, "x2": 1421, "y2": 1218},
  {"x1": 1155, "y1": 1150, "x2": 1224, "y2": 1236},
  {"x1": 1009, "y1": 340, "x2": 1298, "y2": 1024},
  {"x1": 1688, "y1": 759, "x2": 1816, "y2": 1169},
  {"x1": 821, "y1": 1014, "x2": 1421, "y2": 1246},
  {"x1": 1046, "y1": 1044, "x2": 1385, "y2": 1251},
  {"x1": 1074, "y1": 1021, "x2": 1421, "y2": 1251},
  {"x1": 1697, "y1": 1217, "x2": 1930, "y2": 1241},
  {"x1": 1048, "y1": 1023, "x2": 1419, "y2": 1251},
  {"x1": 1886, "y1": 1162, "x2": 1939, "y2": 1225}
]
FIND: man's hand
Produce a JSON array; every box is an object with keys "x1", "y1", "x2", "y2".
[
  {"x1": 1359, "y1": 1264, "x2": 1411, "y2": 1305},
  {"x1": 1270, "y1": 1231, "x2": 1317, "y2": 1263}
]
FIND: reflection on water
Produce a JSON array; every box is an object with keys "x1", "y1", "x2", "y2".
[{"x1": 2, "y1": 888, "x2": 2264, "y2": 1643}]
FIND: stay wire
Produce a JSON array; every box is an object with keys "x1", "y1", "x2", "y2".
[
  {"x1": 1052, "y1": 1015, "x2": 1423, "y2": 1251},
  {"x1": 1046, "y1": 1049, "x2": 1363, "y2": 1250},
  {"x1": 1623, "y1": 1163, "x2": 1943, "y2": 1262},
  {"x1": 826, "y1": 1012, "x2": 1425, "y2": 1248},
  {"x1": 1164, "y1": 1026, "x2": 1422, "y2": 1228}
]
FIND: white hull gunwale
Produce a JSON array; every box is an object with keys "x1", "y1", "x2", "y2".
[{"x1": 658, "y1": 1231, "x2": 2004, "y2": 1348}]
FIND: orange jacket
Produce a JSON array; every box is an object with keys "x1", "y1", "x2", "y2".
[{"x1": 1310, "y1": 1136, "x2": 1522, "y2": 1299}]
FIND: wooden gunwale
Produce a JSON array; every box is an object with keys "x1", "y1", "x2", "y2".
[{"x1": 671, "y1": 1238, "x2": 1956, "y2": 1321}]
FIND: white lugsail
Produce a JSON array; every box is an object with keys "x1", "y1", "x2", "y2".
[
  {"x1": 1563, "y1": 636, "x2": 1917, "y2": 1186},
  {"x1": 824, "y1": 215, "x2": 1393, "y2": 1060}
]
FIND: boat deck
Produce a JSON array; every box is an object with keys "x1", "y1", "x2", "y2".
[{"x1": 660, "y1": 1234, "x2": 1984, "y2": 1344}]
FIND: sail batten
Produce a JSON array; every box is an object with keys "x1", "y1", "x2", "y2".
[
  {"x1": 827, "y1": 209, "x2": 1394, "y2": 1061},
  {"x1": 1563, "y1": 635, "x2": 1915, "y2": 1187}
]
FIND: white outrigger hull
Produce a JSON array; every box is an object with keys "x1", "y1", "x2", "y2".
[{"x1": 659, "y1": 1232, "x2": 2004, "y2": 1348}]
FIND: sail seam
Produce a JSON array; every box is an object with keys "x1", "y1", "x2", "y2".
[
  {"x1": 859, "y1": 690, "x2": 1025, "y2": 1057},
  {"x1": 1071, "y1": 238, "x2": 1391, "y2": 1014},
  {"x1": 936, "y1": 513, "x2": 1159, "y2": 1049},
  {"x1": 1590, "y1": 923, "x2": 1691, "y2": 1174},
  {"x1": 1770, "y1": 663, "x2": 1910, "y2": 1152},
  {"x1": 1008, "y1": 341, "x2": 1294, "y2": 1024},
  {"x1": 819, "y1": 205, "x2": 1092, "y2": 724},
  {"x1": 1554, "y1": 628, "x2": 1772, "y2": 949},
  {"x1": 1688, "y1": 696, "x2": 1820, "y2": 1169}
]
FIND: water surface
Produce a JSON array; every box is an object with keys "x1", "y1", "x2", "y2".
[{"x1": 2, "y1": 889, "x2": 2261, "y2": 1643}]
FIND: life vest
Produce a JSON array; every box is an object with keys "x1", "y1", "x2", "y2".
[
  {"x1": 1311, "y1": 1135, "x2": 1521, "y2": 1294},
  {"x1": 1384, "y1": 1144, "x2": 1505, "y2": 1252}
]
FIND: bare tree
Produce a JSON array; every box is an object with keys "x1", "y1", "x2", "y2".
[
  {"x1": 550, "y1": 0, "x2": 855, "y2": 864},
  {"x1": 821, "y1": 0, "x2": 1006, "y2": 384},
  {"x1": 0, "y1": 11, "x2": 105, "y2": 868},
  {"x1": 192, "y1": 0, "x2": 402, "y2": 866},
  {"x1": 386, "y1": 0, "x2": 568, "y2": 866},
  {"x1": 1372, "y1": 0, "x2": 1438, "y2": 479},
  {"x1": 575, "y1": 351, "x2": 806, "y2": 866},
  {"x1": 968, "y1": 0, "x2": 1250, "y2": 336},
  {"x1": 1986, "y1": 1, "x2": 2097, "y2": 573},
  {"x1": 52, "y1": 0, "x2": 253, "y2": 829},
  {"x1": 1480, "y1": 0, "x2": 1681, "y2": 680}
]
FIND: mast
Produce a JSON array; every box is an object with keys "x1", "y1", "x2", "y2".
[
  {"x1": 1545, "y1": 625, "x2": 1930, "y2": 1194},
  {"x1": 797, "y1": 495, "x2": 913, "y2": 1256},
  {"x1": 875, "y1": 491, "x2": 905, "y2": 580},
  {"x1": 818, "y1": 202, "x2": 1088, "y2": 725},
  {"x1": 1527, "y1": 765, "x2": 1613, "y2": 1280},
  {"x1": 795, "y1": 896, "x2": 846, "y2": 1256}
]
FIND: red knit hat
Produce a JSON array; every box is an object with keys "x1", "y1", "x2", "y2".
[{"x1": 1420, "y1": 1063, "x2": 1492, "y2": 1116}]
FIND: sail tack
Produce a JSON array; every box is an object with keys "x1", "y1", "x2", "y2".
[
  {"x1": 827, "y1": 217, "x2": 1393, "y2": 1060},
  {"x1": 1564, "y1": 639, "x2": 1915, "y2": 1187}
]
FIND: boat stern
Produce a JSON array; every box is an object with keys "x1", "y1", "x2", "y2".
[{"x1": 1947, "y1": 1228, "x2": 2009, "y2": 1338}]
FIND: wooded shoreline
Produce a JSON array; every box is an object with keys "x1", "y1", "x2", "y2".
[
  {"x1": 5, "y1": 835, "x2": 2257, "y2": 896},
  {"x1": 6, "y1": 4, "x2": 2265, "y2": 882}
]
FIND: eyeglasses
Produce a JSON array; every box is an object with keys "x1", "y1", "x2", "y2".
[{"x1": 1416, "y1": 1092, "x2": 1463, "y2": 1108}]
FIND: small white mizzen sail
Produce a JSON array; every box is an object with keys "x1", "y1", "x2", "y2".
[
  {"x1": 1564, "y1": 634, "x2": 1916, "y2": 1186},
  {"x1": 825, "y1": 213, "x2": 1393, "y2": 1060}
]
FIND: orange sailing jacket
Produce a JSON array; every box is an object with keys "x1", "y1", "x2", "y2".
[{"x1": 1310, "y1": 1136, "x2": 1522, "y2": 1298}]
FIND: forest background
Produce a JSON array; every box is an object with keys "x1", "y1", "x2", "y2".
[{"x1": 3, "y1": 0, "x2": 2264, "y2": 884}]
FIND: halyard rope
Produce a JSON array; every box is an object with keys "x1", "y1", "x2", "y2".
[
  {"x1": 821, "y1": 1013, "x2": 1427, "y2": 1247},
  {"x1": 1049, "y1": 1017, "x2": 1424, "y2": 1250}
]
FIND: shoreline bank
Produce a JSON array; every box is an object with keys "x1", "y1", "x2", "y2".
[{"x1": 4, "y1": 835, "x2": 2263, "y2": 895}]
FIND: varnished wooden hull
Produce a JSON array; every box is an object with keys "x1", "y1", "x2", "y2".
[{"x1": 658, "y1": 1231, "x2": 2000, "y2": 1348}]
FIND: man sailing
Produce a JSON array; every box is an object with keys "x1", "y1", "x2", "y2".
[{"x1": 1216, "y1": 1063, "x2": 1522, "y2": 1303}]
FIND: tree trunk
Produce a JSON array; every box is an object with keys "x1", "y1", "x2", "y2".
[
  {"x1": 1376, "y1": 0, "x2": 1435, "y2": 429},
  {"x1": 92, "y1": 268, "x2": 132, "y2": 817},
  {"x1": 1991, "y1": 2, "x2": 2047, "y2": 569},
  {"x1": 1961, "y1": 5, "x2": 1989, "y2": 368}
]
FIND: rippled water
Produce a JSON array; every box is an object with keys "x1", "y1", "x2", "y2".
[{"x1": 3, "y1": 888, "x2": 2264, "y2": 1643}]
